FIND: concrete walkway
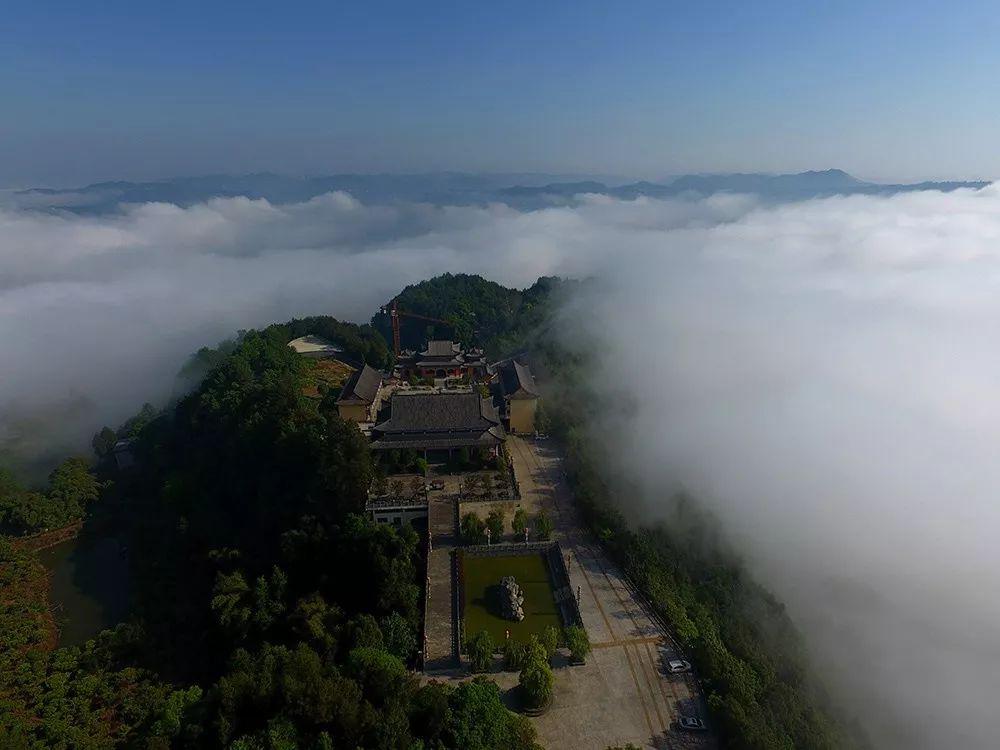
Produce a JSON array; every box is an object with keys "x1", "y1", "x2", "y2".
[
  {"x1": 502, "y1": 436, "x2": 716, "y2": 750},
  {"x1": 423, "y1": 480, "x2": 461, "y2": 673}
]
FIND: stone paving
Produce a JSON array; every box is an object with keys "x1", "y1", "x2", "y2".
[
  {"x1": 423, "y1": 477, "x2": 461, "y2": 673},
  {"x1": 420, "y1": 438, "x2": 716, "y2": 748},
  {"x1": 500, "y1": 436, "x2": 717, "y2": 750}
]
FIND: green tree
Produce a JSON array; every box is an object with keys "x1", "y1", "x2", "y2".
[
  {"x1": 410, "y1": 683, "x2": 453, "y2": 745},
  {"x1": 503, "y1": 639, "x2": 529, "y2": 672},
  {"x1": 534, "y1": 510, "x2": 553, "y2": 541},
  {"x1": 346, "y1": 646, "x2": 409, "y2": 705},
  {"x1": 380, "y1": 611, "x2": 417, "y2": 661},
  {"x1": 525, "y1": 634, "x2": 548, "y2": 666},
  {"x1": 466, "y1": 629, "x2": 495, "y2": 673},
  {"x1": 564, "y1": 625, "x2": 591, "y2": 663},
  {"x1": 211, "y1": 570, "x2": 252, "y2": 638},
  {"x1": 518, "y1": 658, "x2": 553, "y2": 710},
  {"x1": 486, "y1": 509, "x2": 505, "y2": 541},
  {"x1": 461, "y1": 513, "x2": 487, "y2": 545},
  {"x1": 346, "y1": 613, "x2": 385, "y2": 650},
  {"x1": 540, "y1": 625, "x2": 559, "y2": 661},
  {"x1": 445, "y1": 677, "x2": 538, "y2": 750},
  {"x1": 512, "y1": 508, "x2": 529, "y2": 537},
  {"x1": 91, "y1": 426, "x2": 117, "y2": 458}
]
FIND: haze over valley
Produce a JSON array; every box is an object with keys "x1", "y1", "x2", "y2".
[
  {"x1": 3, "y1": 172, "x2": 1000, "y2": 747},
  {"x1": 5, "y1": 3, "x2": 1000, "y2": 748}
]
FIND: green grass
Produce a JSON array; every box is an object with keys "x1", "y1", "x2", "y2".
[{"x1": 462, "y1": 552, "x2": 562, "y2": 645}]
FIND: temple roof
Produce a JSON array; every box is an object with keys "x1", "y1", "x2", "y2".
[
  {"x1": 497, "y1": 359, "x2": 539, "y2": 400},
  {"x1": 420, "y1": 340, "x2": 462, "y2": 357},
  {"x1": 336, "y1": 363, "x2": 382, "y2": 404},
  {"x1": 375, "y1": 391, "x2": 501, "y2": 433}
]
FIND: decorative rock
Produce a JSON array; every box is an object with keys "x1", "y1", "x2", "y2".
[{"x1": 499, "y1": 575, "x2": 525, "y2": 621}]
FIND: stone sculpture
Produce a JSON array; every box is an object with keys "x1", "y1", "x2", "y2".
[{"x1": 499, "y1": 575, "x2": 525, "y2": 621}]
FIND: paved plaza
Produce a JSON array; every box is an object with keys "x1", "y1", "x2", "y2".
[
  {"x1": 498, "y1": 436, "x2": 717, "y2": 750},
  {"x1": 419, "y1": 437, "x2": 715, "y2": 748}
]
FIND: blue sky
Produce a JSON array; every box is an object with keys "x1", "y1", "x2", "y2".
[{"x1": 3, "y1": 0, "x2": 998, "y2": 186}]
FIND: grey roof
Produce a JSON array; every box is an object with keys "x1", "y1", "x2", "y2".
[
  {"x1": 371, "y1": 392, "x2": 505, "y2": 450},
  {"x1": 416, "y1": 358, "x2": 464, "y2": 368},
  {"x1": 498, "y1": 359, "x2": 539, "y2": 399},
  {"x1": 336, "y1": 364, "x2": 382, "y2": 404},
  {"x1": 421, "y1": 340, "x2": 461, "y2": 357},
  {"x1": 376, "y1": 392, "x2": 500, "y2": 432}
]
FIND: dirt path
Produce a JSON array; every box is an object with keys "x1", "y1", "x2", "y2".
[{"x1": 11, "y1": 521, "x2": 83, "y2": 552}]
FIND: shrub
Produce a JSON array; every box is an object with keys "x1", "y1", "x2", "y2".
[
  {"x1": 486, "y1": 509, "x2": 505, "y2": 541},
  {"x1": 461, "y1": 513, "x2": 486, "y2": 545},
  {"x1": 503, "y1": 639, "x2": 529, "y2": 671},
  {"x1": 564, "y1": 625, "x2": 591, "y2": 663},
  {"x1": 512, "y1": 508, "x2": 528, "y2": 537},
  {"x1": 535, "y1": 510, "x2": 553, "y2": 541},
  {"x1": 346, "y1": 646, "x2": 407, "y2": 703},
  {"x1": 540, "y1": 625, "x2": 559, "y2": 661},
  {"x1": 518, "y1": 653, "x2": 553, "y2": 710},
  {"x1": 466, "y1": 629, "x2": 495, "y2": 673}
]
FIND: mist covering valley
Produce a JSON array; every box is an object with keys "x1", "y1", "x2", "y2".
[{"x1": 5, "y1": 178, "x2": 1000, "y2": 748}]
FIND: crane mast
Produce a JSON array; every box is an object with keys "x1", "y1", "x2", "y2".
[{"x1": 383, "y1": 299, "x2": 450, "y2": 356}]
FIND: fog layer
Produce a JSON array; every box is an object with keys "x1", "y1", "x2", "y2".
[{"x1": 4, "y1": 187, "x2": 1000, "y2": 747}]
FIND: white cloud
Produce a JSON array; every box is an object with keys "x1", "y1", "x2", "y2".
[{"x1": 3, "y1": 186, "x2": 1000, "y2": 747}]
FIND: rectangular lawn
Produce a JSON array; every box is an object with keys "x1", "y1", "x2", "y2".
[{"x1": 462, "y1": 552, "x2": 562, "y2": 645}]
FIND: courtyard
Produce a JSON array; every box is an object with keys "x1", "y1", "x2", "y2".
[{"x1": 461, "y1": 551, "x2": 562, "y2": 645}]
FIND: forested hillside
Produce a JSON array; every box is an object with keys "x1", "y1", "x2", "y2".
[
  {"x1": 371, "y1": 273, "x2": 564, "y2": 357},
  {"x1": 0, "y1": 320, "x2": 537, "y2": 749},
  {"x1": 0, "y1": 276, "x2": 861, "y2": 749}
]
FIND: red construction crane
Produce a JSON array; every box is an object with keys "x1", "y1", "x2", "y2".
[{"x1": 382, "y1": 299, "x2": 451, "y2": 356}]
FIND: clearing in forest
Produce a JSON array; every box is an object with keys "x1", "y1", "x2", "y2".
[{"x1": 301, "y1": 358, "x2": 355, "y2": 399}]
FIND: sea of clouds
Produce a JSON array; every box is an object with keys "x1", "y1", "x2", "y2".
[{"x1": 4, "y1": 185, "x2": 1000, "y2": 747}]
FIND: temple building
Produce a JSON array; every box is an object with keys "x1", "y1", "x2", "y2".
[
  {"x1": 370, "y1": 391, "x2": 505, "y2": 460},
  {"x1": 492, "y1": 358, "x2": 540, "y2": 433},
  {"x1": 288, "y1": 334, "x2": 342, "y2": 359},
  {"x1": 335, "y1": 363, "x2": 384, "y2": 422},
  {"x1": 395, "y1": 340, "x2": 488, "y2": 380}
]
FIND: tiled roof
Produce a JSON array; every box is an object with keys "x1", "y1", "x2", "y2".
[
  {"x1": 421, "y1": 340, "x2": 461, "y2": 357},
  {"x1": 498, "y1": 359, "x2": 539, "y2": 399},
  {"x1": 376, "y1": 392, "x2": 501, "y2": 433},
  {"x1": 336, "y1": 364, "x2": 382, "y2": 404}
]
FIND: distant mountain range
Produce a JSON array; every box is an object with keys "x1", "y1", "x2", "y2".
[
  {"x1": 9, "y1": 169, "x2": 990, "y2": 214},
  {"x1": 500, "y1": 169, "x2": 989, "y2": 203}
]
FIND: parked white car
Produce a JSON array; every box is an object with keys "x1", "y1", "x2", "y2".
[{"x1": 666, "y1": 659, "x2": 691, "y2": 674}]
